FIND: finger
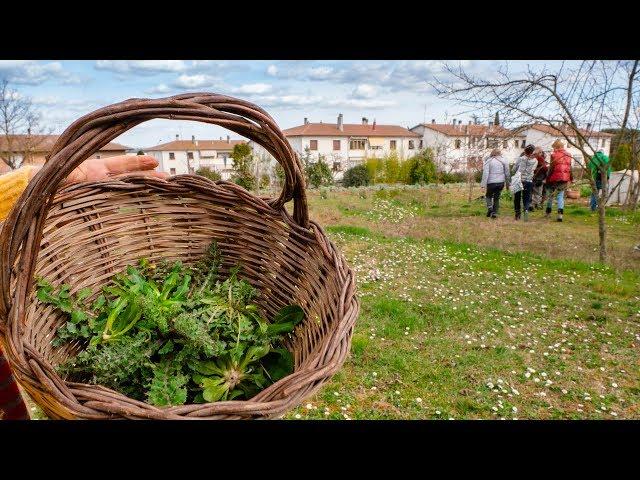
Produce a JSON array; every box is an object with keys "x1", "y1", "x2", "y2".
[
  {"x1": 112, "y1": 170, "x2": 169, "y2": 180},
  {"x1": 105, "y1": 155, "x2": 159, "y2": 174}
]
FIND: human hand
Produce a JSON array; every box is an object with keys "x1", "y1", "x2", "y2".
[{"x1": 64, "y1": 155, "x2": 168, "y2": 185}]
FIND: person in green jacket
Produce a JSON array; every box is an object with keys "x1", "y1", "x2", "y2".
[{"x1": 589, "y1": 149, "x2": 612, "y2": 212}]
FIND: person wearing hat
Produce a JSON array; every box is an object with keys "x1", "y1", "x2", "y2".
[
  {"x1": 480, "y1": 148, "x2": 510, "y2": 219},
  {"x1": 544, "y1": 139, "x2": 573, "y2": 222},
  {"x1": 512, "y1": 144, "x2": 538, "y2": 221},
  {"x1": 588, "y1": 149, "x2": 612, "y2": 212},
  {"x1": 531, "y1": 148, "x2": 549, "y2": 210}
]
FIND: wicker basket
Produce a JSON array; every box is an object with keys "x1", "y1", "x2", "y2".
[{"x1": 0, "y1": 93, "x2": 359, "y2": 419}]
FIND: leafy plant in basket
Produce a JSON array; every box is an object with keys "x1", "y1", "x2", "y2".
[{"x1": 35, "y1": 241, "x2": 305, "y2": 406}]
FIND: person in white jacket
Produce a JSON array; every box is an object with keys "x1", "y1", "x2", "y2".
[
  {"x1": 512, "y1": 144, "x2": 539, "y2": 221},
  {"x1": 480, "y1": 149, "x2": 510, "y2": 218}
]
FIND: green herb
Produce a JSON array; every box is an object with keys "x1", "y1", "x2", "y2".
[{"x1": 36, "y1": 241, "x2": 304, "y2": 407}]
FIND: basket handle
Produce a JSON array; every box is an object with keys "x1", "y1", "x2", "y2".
[{"x1": 0, "y1": 93, "x2": 309, "y2": 319}]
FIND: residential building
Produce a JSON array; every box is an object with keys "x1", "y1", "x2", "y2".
[
  {"x1": 280, "y1": 115, "x2": 421, "y2": 178},
  {"x1": 143, "y1": 135, "x2": 246, "y2": 179},
  {"x1": 0, "y1": 134, "x2": 130, "y2": 173},
  {"x1": 518, "y1": 124, "x2": 614, "y2": 169},
  {"x1": 411, "y1": 120, "x2": 527, "y2": 172}
]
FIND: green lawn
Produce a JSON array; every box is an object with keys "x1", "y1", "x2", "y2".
[{"x1": 282, "y1": 184, "x2": 640, "y2": 420}]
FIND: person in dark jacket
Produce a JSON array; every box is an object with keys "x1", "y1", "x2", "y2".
[
  {"x1": 545, "y1": 139, "x2": 573, "y2": 222},
  {"x1": 531, "y1": 148, "x2": 548, "y2": 210}
]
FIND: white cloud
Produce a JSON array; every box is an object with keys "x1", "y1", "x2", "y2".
[
  {"x1": 146, "y1": 84, "x2": 173, "y2": 94},
  {"x1": 95, "y1": 60, "x2": 188, "y2": 74},
  {"x1": 307, "y1": 66, "x2": 335, "y2": 80},
  {"x1": 352, "y1": 84, "x2": 378, "y2": 99},
  {"x1": 172, "y1": 74, "x2": 219, "y2": 89},
  {"x1": 327, "y1": 98, "x2": 396, "y2": 109},
  {"x1": 232, "y1": 83, "x2": 273, "y2": 94},
  {"x1": 254, "y1": 94, "x2": 323, "y2": 108},
  {"x1": 0, "y1": 60, "x2": 81, "y2": 86},
  {"x1": 266, "y1": 64, "x2": 278, "y2": 76}
]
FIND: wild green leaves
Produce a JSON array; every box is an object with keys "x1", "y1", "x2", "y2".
[{"x1": 37, "y1": 241, "x2": 304, "y2": 407}]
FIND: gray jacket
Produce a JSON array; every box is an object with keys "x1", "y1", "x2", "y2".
[
  {"x1": 512, "y1": 155, "x2": 538, "y2": 183},
  {"x1": 481, "y1": 155, "x2": 510, "y2": 187}
]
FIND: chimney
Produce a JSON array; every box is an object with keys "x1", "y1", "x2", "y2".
[
  {"x1": 337, "y1": 113, "x2": 344, "y2": 132},
  {"x1": 587, "y1": 123, "x2": 592, "y2": 131},
  {"x1": 220, "y1": 136, "x2": 223, "y2": 140},
  {"x1": 27, "y1": 127, "x2": 31, "y2": 135},
  {"x1": 175, "y1": 134, "x2": 179, "y2": 141},
  {"x1": 192, "y1": 135, "x2": 195, "y2": 143},
  {"x1": 304, "y1": 117, "x2": 309, "y2": 125},
  {"x1": 464, "y1": 124, "x2": 469, "y2": 135},
  {"x1": 489, "y1": 121, "x2": 494, "y2": 127},
  {"x1": 458, "y1": 120, "x2": 462, "y2": 126},
  {"x1": 468, "y1": 120, "x2": 472, "y2": 125},
  {"x1": 226, "y1": 135, "x2": 230, "y2": 143},
  {"x1": 431, "y1": 119, "x2": 436, "y2": 124},
  {"x1": 453, "y1": 118, "x2": 457, "y2": 125},
  {"x1": 362, "y1": 117, "x2": 368, "y2": 125},
  {"x1": 372, "y1": 119, "x2": 376, "y2": 130}
]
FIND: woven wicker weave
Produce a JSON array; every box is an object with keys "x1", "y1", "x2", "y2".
[{"x1": 0, "y1": 93, "x2": 359, "y2": 419}]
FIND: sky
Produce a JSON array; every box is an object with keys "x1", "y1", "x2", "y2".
[{"x1": 0, "y1": 60, "x2": 575, "y2": 149}]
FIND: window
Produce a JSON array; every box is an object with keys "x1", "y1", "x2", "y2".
[
  {"x1": 96, "y1": 154, "x2": 101, "y2": 159},
  {"x1": 333, "y1": 161, "x2": 341, "y2": 172},
  {"x1": 487, "y1": 138, "x2": 499, "y2": 148},
  {"x1": 514, "y1": 140, "x2": 519, "y2": 148},
  {"x1": 349, "y1": 139, "x2": 366, "y2": 150},
  {"x1": 333, "y1": 140, "x2": 341, "y2": 151},
  {"x1": 419, "y1": 140, "x2": 423, "y2": 149},
  {"x1": 454, "y1": 139, "x2": 462, "y2": 149},
  {"x1": 601, "y1": 138, "x2": 606, "y2": 148},
  {"x1": 187, "y1": 152, "x2": 194, "y2": 160},
  {"x1": 170, "y1": 168, "x2": 176, "y2": 175},
  {"x1": 521, "y1": 140, "x2": 526, "y2": 148},
  {"x1": 408, "y1": 140, "x2": 415, "y2": 150},
  {"x1": 390, "y1": 140, "x2": 397, "y2": 150},
  {"x1": 169, "y1": 152, "x2": 175, "y2": 160},
  {"x1": 223, "y1": 154, "x2": 228, "y2": 167},
  {"x1": 309, "y1": 140, "x2": 318, "y2": 150},
  {"x1": 503, "y1": 140, "x2": 508, "y2": 148}
]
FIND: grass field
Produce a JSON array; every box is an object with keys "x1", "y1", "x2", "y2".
[
  {"x1": 23, "y1": 183, "x2": 640, "y2": 420},
  {"x1": 281, "y1": 183, "x2": 640, "y2": 420}
]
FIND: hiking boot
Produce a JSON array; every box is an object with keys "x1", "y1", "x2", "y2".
[
  {"x1": 557, "y1": 208, "x2": 563, "y2": 222},
  {"x1": 515, "y1": 211, "x2": 521, "y2": 221},
  {"x1": 487, "y1": 209, "x2": 492, "y2": 218},
  {"x1": 545, "y1": 206, "x2": 552, "y2": 218}
]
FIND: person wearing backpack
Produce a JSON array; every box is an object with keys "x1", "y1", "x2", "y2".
[
  {"x1": 531, "y1": 148, "x2": 548, "y2": 210},
  {"x1": 545, "y1": 139, "x2": 573, "y2": 222},
  {"x1": 512, "y1": 144, "x2": 538, "y2": 221},
  {"x1": 480, "y1": 148, "x2": 510, "y2": 219}
]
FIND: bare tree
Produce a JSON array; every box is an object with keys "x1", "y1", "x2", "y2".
[
  {"x1": 431, "y1": 60, "x2": 640, "y2": 263},
  {"x1": 0, "y1": 79, "x2": 49, "y2": 170}
]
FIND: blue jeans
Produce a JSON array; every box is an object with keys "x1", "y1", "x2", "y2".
[
  {"x1": 545, "y1": 182, "x2": 567, "y2": 211},
  {"x1": 514, "y1": 181, "x2": 533, "y2": 215},
  {"x1": 590, "y1": 177, "x2": 602, "y2": 212}
]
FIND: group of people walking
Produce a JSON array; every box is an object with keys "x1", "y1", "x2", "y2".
[{"x1": 480, "y1": 139, "x2": 604, "y2": 222}]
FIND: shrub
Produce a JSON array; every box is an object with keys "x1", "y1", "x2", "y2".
[
  {"x1": 343, "y1": 164, "x2": 371, "y2": 188},
  {"x1": 259, "y1": 173, "x2": 271, "y2": 189},
  {"x1": 231, "y1": 143, "x2": 256, "y2": 190},
  {"x1": 405, "y1": 150, "x2": 437, "y2": 185},
  {"x1": 305, "y1": 156, "x2": 334, "y2": 188},
  {"x1": 196, "y1": 167, "x2": 221, "y2": 182}
]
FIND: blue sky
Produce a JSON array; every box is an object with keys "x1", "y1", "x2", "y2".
[{"x1": 0, "y1": 60, "x2": 571, "y2": 149}]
